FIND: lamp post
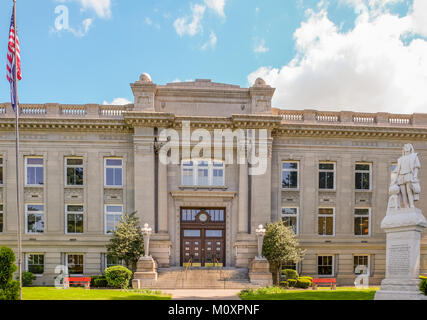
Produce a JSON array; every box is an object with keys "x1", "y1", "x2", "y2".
[
  {"x1": 255, "y1": 224, "x2": 266, "y2": 259},
  {"x1": 142, "y1": 223, "x2": 152, "y2": 258}
]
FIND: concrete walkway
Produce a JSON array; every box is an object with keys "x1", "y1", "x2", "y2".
[{"x1": 163, "y1": 289, "x2": 242, "y2": 300}]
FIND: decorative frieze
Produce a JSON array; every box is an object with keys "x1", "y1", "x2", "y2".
[
  {"x1": 104, "y1": 188, "x2": 123, "y2": 203},
  {"x1": 64, "y1": 188, "x2": 84, "y2": 203},
  {"x1": 24, "y1": 187, "x2": 44, "y2": 202}
]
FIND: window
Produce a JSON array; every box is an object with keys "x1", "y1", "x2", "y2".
[
  {"x1": 282, "y1": 207, "x2": 299, "y2": 234},
  {"x1": 106, "y1": 255, "x2": 123, "y2": 268},
  {"x1": 66, "y1": 158, "x2": 84, "y2": 186},
  {"x1": 355, "y1": 163, "x2": 371, "y2": 190},
  {"x1": 282, "y1": 162, "x2": 298, "y2": 189},
  {"x1": 354, "y1": 255, "x2": 370, "y2": 275},
  {"x1": 26, "y1": 205, "x2": 44, "y2": 234},
  {"x1": 283, "y1": 261, "x2": 297, "y2": 270},
  {"x1": 184, "y1": 230, "x2": 201, "y2": 237},
  {"x1": 0, "y1": 205, "x2": 3, "y2": 233},
  {"x1": 319, "y1": 162, "x2": 335, "y2": 190},
  {"x1": 66, "y1": 205, "x2": 84, "y2": 234},
  {"x1": 354, "y1": 208, "x2": 370, "y2": 236},
  {"x1": 26, "y1": 254, "x2": 44, "y2": 275},
  {"x1": 318, "y1": 208, "x2": 334, "y2": 236},
  {"x1": 67, "y1": 254, "x2": 84, "y2": 275},
  {"x1": 105, "y1": 158, "x2": 123, "y2": 187},
  {"x1": 25, "y1": 157, "x2": 44, "y2": 186},
  {"x1": 318, "y1": 256, "x2": 334, "y2": 276},
  {"x1": 105, "y1": 205, "x2": 123, "y2": 234},
  {"x1": 181, "y1": 160, "x2": 225, "y2": 186},
  {"x1": 0, "y1": 157, "x2": 3, "y2": 185}
]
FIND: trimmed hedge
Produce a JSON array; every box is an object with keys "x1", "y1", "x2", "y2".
[
  {"x1": 21, "y1": 272, "x2": 36, "y2": 287},
  {"x1": 287, "y1": 279, "x2": 297, "y2": 287},
  {"x1": 282, "y1": 269, "x2": 299, "y2": 280},
  {"x1": 420, "y1": 279, "x2": 427, "y2": 296},
  {"x1": 295, "y1": 278, "x2": 311, "y2": 289},
  {"x1": 94, "y1": 278, "x2": 108, "y2": 288},
  {"x1": 0, "y1": 247, "x2": 20, "y2": 300},
  {"x1": 104, "y1": 266, "x2": 132, "y2": 289}
]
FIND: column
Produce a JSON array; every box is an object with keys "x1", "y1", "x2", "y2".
[
  {"x1": 158, "y1": 160, "x2": 168, "y2": 234},
  {"x1": 238, "y1": 163, "x2": 248, "y2": 234}
]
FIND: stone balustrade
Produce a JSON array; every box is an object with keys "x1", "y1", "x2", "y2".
[
  {"x1": 0, "y1": 103, "x2": 134, "y2": 119},
  {"x1": 273, "y1": 109, "x2": 427, "y2": 127}
]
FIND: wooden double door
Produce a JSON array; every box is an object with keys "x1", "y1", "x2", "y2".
[{"x1": 180, "y1": 208, "x2": 226, "y2": 267}]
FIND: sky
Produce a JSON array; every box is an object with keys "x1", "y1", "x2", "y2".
[{"x1": 0, "y1": 0, "x2": 426, "y2": 114}]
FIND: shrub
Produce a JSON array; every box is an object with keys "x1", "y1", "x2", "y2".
[
  {"x1": 0, "y1": 280, "x2": 20, "y2": 300},
  {"x1": 420, "y1": 275, "x2": 427, "y2": 280},
  {"x1": 0, "y1": 247, "x2": 17, "y2": 287},
  {"x1": 94, "y1": 277, "x2": 108, "y2": 288},
  {"x1": 295, "y1": 278, "x2": 311, "y2": 289},
  {"x1": 282, "y1": 269, "x2": 299, "y2": 280},
  {"x1": 287, "y1": 279, "x2": 297, "y2": 287},
  {"x1": 280, "y1": 280, "x2": 288, "y2": 288},
  {"x1": 104, "y1": 266, "x2": 132, "y2": 289},
  {"x1": 420, "y1": 279, "x2": 427, "y2": 296},
  {"x1": 21, "y1": 272, "x2": 36, "y2": 287},
  {"x1": 299, "y1": 276, "x2": 313, "y2": 281}
]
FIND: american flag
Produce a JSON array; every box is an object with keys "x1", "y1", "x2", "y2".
[{"x1": 6, "y1": 3, "x2": 21, "y2": 111}]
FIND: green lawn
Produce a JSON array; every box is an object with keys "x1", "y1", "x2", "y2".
[
  {"x1": 239, "y1": 287, "x2": 379, "y2": 300},
  {"x1": 23, "y1": 287, "x2": 172, "y2": 300}
]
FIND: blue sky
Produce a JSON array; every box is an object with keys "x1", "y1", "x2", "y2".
[{"x1": 1, "y1": 0, "x2": 426, "y2": 113}]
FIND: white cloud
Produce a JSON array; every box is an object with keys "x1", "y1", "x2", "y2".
[
  {"x1": 254, "y1": 39, "x2": 269, "y2": 53},
  {"x1": 79, "y1": 0, "x2": 111, "y2": 19},
  {"x1": 248, "y1": 1, "x2": 427, "y2": 114},
  {"x1": 203, "y1": 0, "x2": 226, "y2": 17},
  {"x1": 174, "y1": 4, "x2": 206, "y2": 36},
  {"x1": 201, "y1": 31, "x2": 218, "y2": 50},
  {"x1": 50, "y1": 18, "x2": 93, "y2": 37},
  {"x1": 103, "y1": 98, "x2": 132, "y2": 105},
  {"x1": 145, "y1": 17, "x2": 153, "y2": 25}
]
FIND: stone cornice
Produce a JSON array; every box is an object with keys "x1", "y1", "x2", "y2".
[
  {"x1": 0, "y1": 117, "x2": 130, "y2": 132},
  {"x1": 170, "y1": 190, "x2": 236, "y2": 200},
  {"x1": 273, "y1": 123, "x2": 427, "y2": 140}
]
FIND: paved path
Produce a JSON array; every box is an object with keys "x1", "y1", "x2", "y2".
[{"x1": 163, "y1": 289, "x2": 242, "y2": 300}]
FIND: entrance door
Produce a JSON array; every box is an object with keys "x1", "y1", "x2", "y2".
[{"x1": 181, "y1": 208, "x2": 226, "y2": 267}]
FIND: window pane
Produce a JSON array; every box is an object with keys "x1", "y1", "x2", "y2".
[
  {"x1": 28, "y1": 254, "x2": 44, "y2": 274},
  {"x1": 106, "y1": 214, "x2": 122, "y2": 234},
  {"x1": 106, "y1": 168, "x2": 114, "y2": 185},
  {"x1": 67, "y1": 205, "x2": 83, "y2": 212},
  {"x1": 27, "y1": 214, "x2": 44, "y2": 233},
  {"x1": 0, "y1": 167, "x2": 3, "y2": 184},
  {"x1": 326, "y1": 172, "x2": 334, "y2": 189},
  {"x1": 355, "y1": 209, "x2": 369, "y2": 215},
  {"x1": 355, "y1": 217, "x2": 370, "y2": 236},
  {"x1": 35, "y1": 167, "x2": 44, "y2": 185},
  {"x1": 27, "y1": 167, "x2": 35, "y2": 185},
  {"x1": 106, "y1": 206, "x2": 123, "y2": 213},
  {"x1": 68, "y1": 255, "x2": 83, "y2": 275},
  {"x1": 319, "y1": 172, "x2": 326, "y2": 189},
  {"x1": 356, "y1": 164, "x2": 370, "y2": 171},
  {"x1": 114, "y1": 168, "x2": 122, "y2": 186},
  {"x1": 106, "y1": 159, "x2": 122, "y2": 166},
  {"x1": 198, "y1": 169, "x2": 209, "y2": 186},
  {"x1": 184, "y1": 230, "x2": 201, "y2": 237},
  {"x1": 319, "y1": 163, "x2": 334, "y2": 170},
  {"x1": 0, "y1": 213, "x2": 3, "y2": 233},
  {"x1": 27, "y1": 205, "x2": 44, "y2": 212},
  {"x1": 206, "y1": 230, "x2": 223, "y2": 237},
  {"x1": 67, "y1": 159, "x2": 83, "y2": 166},
  {"x1": 282, "y1": 208, "x2": 297, "y2": 215},
  {"x1": 283, "y1": 171, "x2": 298, "y2": 188},
  {"x1": 319, "y1": 208, "x2": 333, "y2": 215},
  {"x1": 283, "y1": 216, "x2": 297, "y2": 233},
  {"x1": 283, "y1": 162, "x2": 298, "y2": 170},
  {"x1": 27, "y1": 158, "x2": 43, "y2": 165},
  {"x1": 75, "y1": 168, "x2": 84, "y2": 185}
]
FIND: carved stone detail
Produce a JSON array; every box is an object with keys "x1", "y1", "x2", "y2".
[
  {"x1": 64, "y1": 188, "x2": 84, "y2": 203},
  {"x1": 104, "y1": 188, "x2": 123, "y2": 203},
  {"x1": 24, "y1": 187, "x2": 44, "y2": 202}
]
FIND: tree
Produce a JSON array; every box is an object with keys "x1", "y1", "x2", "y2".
[
  {"x1": 0, "y1": 247, "x2": 20, "y2": 300},
  {"x1": 106, "y1": 212, "x2": 144, "y2": 273},
  {"x1": 262, "y1": 221, "x2": 306, "y2": 286}
]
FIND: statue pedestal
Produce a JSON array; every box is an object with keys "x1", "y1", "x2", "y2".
[
  {"x1": 248, "y1": 257, "x2": 273, "y2": 287},
  {"x1": 132, "y1": 256, "x2": 158, "y2": 289},
  {"x1": 375, "y1": 208, "x2": 427, "y2": 300}
]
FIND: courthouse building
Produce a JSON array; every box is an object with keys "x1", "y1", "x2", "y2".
[{"x1": 0, "y1": 73, "x2": 426, "y2": 286}]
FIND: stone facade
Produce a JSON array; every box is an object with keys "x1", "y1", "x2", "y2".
[{"x1": 0, "y1": 76, "x2": 426, "y2": 286}]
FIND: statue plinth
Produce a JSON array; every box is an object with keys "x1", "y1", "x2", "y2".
[
  {"x1": 248, "y1": 258, "x2": 273, "y2": 287},
  {"x1": 375, "y1": 208, "x2": 427, "y2": 300},
  {"x1": 132, "y1": 256, "x2": 158, "y2": 289}
]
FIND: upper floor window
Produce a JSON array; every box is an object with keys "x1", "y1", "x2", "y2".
[
  {"x1": 0, "y1": 204, "x2": 3, "y2": 233},
  {"x1": 105, "y1": 158, "x2": 123, "y2": 187},
  {"x1": 318, "y1": 208, "x2": 335, "y2": 236},
  {"x1": 282, "y1": 207, "x2": 299, "y2": 234},
  {"x1": 0, "y1": 157, "x2": 3, "y2": 185},
  {"x1": 355, "y1": 163, "x2": 371, "y2": 190},
  {"x1": 25, "y1": 157, "x2": 44, "y2": 186},
  {"x1": 282, "y1": 162, "x2": 298, "y2": 189},
  {"x1": 66, "y1": 158, "x2": 84, "y2": 186},
  {"x1": 354, "y1": 208, "x2": 370, "y2": 236},
  {"x1": 66, "y1": 205, "x2": 84, "y2": 234},
  {"x1": 26, "y1": 204, "x2": 44, "y2": 234},
  {"x1": 181, "y1": 160, "x2": 225, "y2": 187},
  {"x1": 319, "y1": 162, "x2": 335, "y2": 190},
  {"x1": 105, "y1": 205, "x2": 123, "y2": 234},
  {"x1": 26, "y1": 254, "x2": 44, "y2": 275}
]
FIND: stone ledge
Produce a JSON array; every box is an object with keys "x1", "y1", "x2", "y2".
[{"x1": 381, "y1": 208, "x2": 427, "y2": 230}]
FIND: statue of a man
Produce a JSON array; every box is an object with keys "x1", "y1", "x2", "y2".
[{"x1": 395, "y1": 144, "x2": 421, "y2": 208}]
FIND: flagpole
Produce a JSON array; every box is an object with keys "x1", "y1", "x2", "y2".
[{"x1": 13, "y1": 0, "x2": 23, "y2": 300}]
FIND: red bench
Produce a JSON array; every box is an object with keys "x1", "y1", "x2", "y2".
[
  {"x1": 312, "y1": 278, "x2": 336, "y2": 290},
  {"x1": 64, "y1": 277, "x2": 91, "y2": 289}
]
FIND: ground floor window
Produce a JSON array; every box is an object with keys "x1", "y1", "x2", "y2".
[
  {"x1": 67, "y1": 254, "x2": 84, "y2": 275},
  {"x1": 106, "y1": 254, "x2": 123, "y2": 268},
  {"x1": 26, "y1": 254, "x2": 44, "y2": 275},
  {"x1": 318, "y1": 255, "x2": 334, "y2": 276},
  {"x1": 354, "y1": 255, "x2": 370, "y2": 275},
  {"x1": 0, "y1": 204, "x2": 3, "y2": 233}
]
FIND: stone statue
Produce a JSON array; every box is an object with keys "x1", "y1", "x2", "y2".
[
  {"x1": 387, "y1": 174, "x2": 401, "y2": 210},
  {"x1": 394, "y1": 144, "x2": 421, "y2": 208}
]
